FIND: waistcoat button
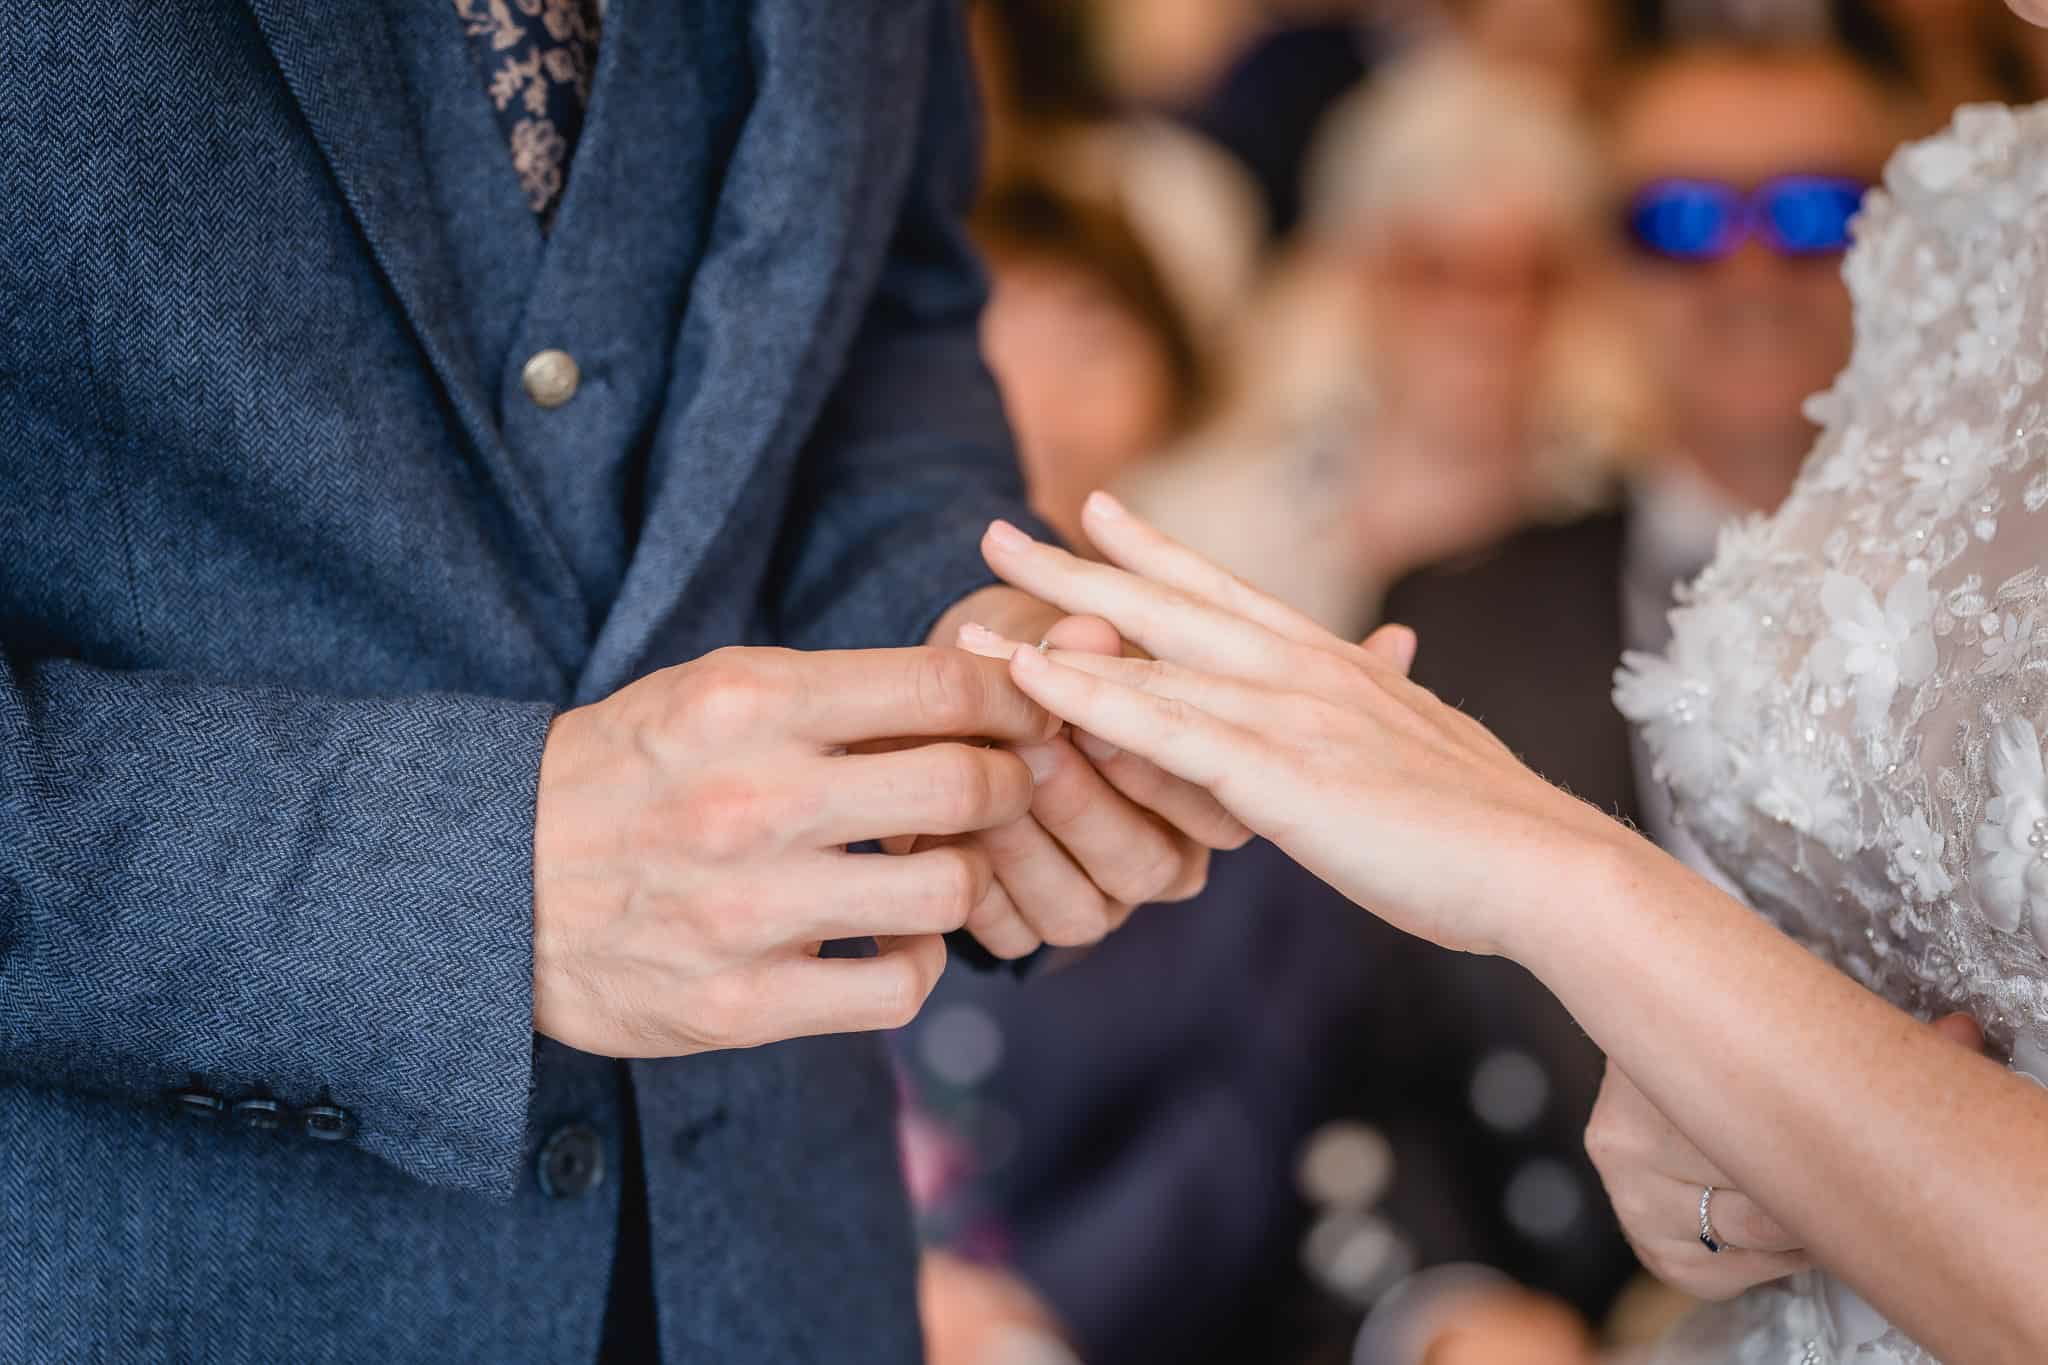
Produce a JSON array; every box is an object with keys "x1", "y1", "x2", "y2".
[{"x1": 521, "y1": 349, "x2": 581, "y2": 408}]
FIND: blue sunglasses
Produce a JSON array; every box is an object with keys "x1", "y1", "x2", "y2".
[{"x1": 1625, "y1": 176, "x2": 1870, "y2": 262}]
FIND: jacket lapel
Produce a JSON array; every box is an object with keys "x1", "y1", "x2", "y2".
[
  {"x1": 574, "y1": 0, "x2": 924, "y2": 699},
  {"x1": 244, "y1": 0, "x2": 589, "y2": 649}
]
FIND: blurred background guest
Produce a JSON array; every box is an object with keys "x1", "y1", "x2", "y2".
[
  {"x1": 1126, "y1": 52, "x2": 1632, "y2": 640},
  {"x1": 974, "y1": 182, "x2": 1209, "y2": 548}
]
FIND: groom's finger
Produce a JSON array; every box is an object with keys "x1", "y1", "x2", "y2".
[
  {"x1": 1092, "y1": 748, "x2": 1253, "y2": 854},
  {"x1": 982, "y1": 521, "x2": 1293, "y2": 679},
  {"x1": 1079, "y1": 491, "x2": 1345, "y2": 653},
  {"x1": 1005, "y1": 645, "x2": 1253, "y2": 794},
  {"x1": 1017, "y1": 733, "x2": 1189, "y2": 909}
]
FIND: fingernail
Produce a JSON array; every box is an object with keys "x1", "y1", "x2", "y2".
[
  {"x1": 1085, "y1": 490, "x2": 1127, "y2": 521},
  {"x1": 1075, "y1": 731, "x2": 1120, "y2": 763},
  {"x1": 1014, "y1": 743, "x2": 1059, "y2": 785},
  {"x1": 986, "y1": 519, "x2": 1032, "y2": 553},
  {"x1": 956, "y1": 623, "x2": 1015, "y2": 659}
]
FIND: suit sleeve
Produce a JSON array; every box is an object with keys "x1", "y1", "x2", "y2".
[
  {"x1": 768, "y1": 0, "x2": 1054, "y2": 655},
  {"x1": 0, "y1": 646, "x2": 552, "y2": 1198}
]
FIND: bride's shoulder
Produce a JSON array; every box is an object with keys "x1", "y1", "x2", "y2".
[{"x1": 1704, "y1": 102, "x2": 2048, "y2": 591}]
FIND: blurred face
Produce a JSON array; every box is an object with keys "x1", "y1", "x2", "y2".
[
  {"x1": 981, "y1": 254, "x2": 1179, "y2": 541},
  {"x1": 1612, "y1": 53, "x2": 1895, "y2": 511},
  {"x1": 1364, "y1": 193, "x2": 1571, "y2": 441}
]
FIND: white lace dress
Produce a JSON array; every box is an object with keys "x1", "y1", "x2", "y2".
[{"x1": 1614, "y1": 105, "x2": 2048, "y2": 1365}]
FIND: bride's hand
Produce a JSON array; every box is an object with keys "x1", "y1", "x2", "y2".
[
  {"x1": 1584, "y1": 1014, "x2": 1985, "y2": 1301},
  {"x1": 968, "y1": 493, "x2": 1633, "y2": 959},
  {"x1": 1586, "y1": 1061, "x2": 1811, "y2": 1300}
]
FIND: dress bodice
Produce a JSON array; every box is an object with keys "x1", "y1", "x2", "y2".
[{"x1": 1615, "y1": 104, "x2": 2048, "y2": 1364}]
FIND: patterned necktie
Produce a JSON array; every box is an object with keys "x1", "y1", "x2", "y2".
[{"x1": 453, "y1": 0, "x2": 603, "y2": 228}]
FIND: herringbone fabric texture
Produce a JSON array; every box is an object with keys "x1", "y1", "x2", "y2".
[{"x1": 0, "y1": 0, "x2": 1036, "y2": 1358}]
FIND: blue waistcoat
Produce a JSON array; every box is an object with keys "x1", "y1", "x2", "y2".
[{"x1": 0, "y1": 2, "x2": 1033, "y2": 1359}]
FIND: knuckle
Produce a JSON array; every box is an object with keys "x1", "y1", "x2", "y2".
[
  {"x1": 924, "y1": 847, "x2": 986, "y2": 927},
  {"x1": 879, "y1": 958, "x2": 941, "y2": 1030},
  {"x1": 936, "y1": 745, "x2": 1000, "y2": 825},
  {"x1": 1583, "y1": 1118, "x2": 1623, "y2": 1170},
  {"x1": 685, "y1": 652, "x2": 776, "y2": 737},
  {"x1": 915, "y1": 649, "x2": 984, "y2": 733},
  {"x1": 695, "y1": 895, "x2": 762, "y2": 956},
  {"x1": 1158, "y1": 846, "x2": 1212, "y2": 902},
  {"x1": 690, "y1": 974, "x2": 762, "y2": 1051},
  {"x1": 1104, "y1": 836, "x2": 1184, "y2": 906},
  {"x1": 1043, "y1": 892, "x2": 1112, "y2": 948}
]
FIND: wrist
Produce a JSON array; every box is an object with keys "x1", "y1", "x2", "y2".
[{"x1": 1498, "y1": 813, "x2": 1680, "y2": 982}]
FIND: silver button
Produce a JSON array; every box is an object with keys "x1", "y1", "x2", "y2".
[{"x1": 521, "y1": 348, "x2": 580, "y2": 408}]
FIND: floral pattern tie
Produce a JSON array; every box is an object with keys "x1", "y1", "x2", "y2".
[{"x1": 453, "y1": 0, "x2": 602, "y2": 227}]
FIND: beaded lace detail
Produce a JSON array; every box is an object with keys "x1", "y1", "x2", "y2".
[{"x1": 1616, "y1": 104, "x2": 2048, "y2": 1365}]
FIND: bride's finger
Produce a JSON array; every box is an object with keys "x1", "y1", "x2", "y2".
[
  {"x1": 1700, "y1": 1187, "x2": 1802, "y2": 1255},
  {"x1": 1360, "y1": 624, "x2": 1418, "y2": 674},
  {"x1": 1005, "y1": 644, "x2": 1258, "y2": 795},
  {"x1": 964, "y1": 627, "x2": 1278, "y2": 730},
  {"x1": 982, "y1": 520, "x2": 1297, "y2": 680},
  {"x1": 1079, "y1": 492, "x2": 1349, "y2": 654}
]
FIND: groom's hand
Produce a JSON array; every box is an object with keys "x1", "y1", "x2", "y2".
[
  {"x1": 530, "y1": 645, "x2": 1058, "y2": 1057},
  {"x1": 918, "y1": 587, "x2": 1254, "y2": 959}
]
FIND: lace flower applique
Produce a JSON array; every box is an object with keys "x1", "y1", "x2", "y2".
[
  {"x1": 1974, "y1": 717, "x2": 2048, "y2": 950},
  {"x1": 1808, "y1": 571, "x2": 1937, "y2": 730}
]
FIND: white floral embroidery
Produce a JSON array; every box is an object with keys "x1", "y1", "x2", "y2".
[
  {"x1": 1891, "y1": 806, "x2": 1953, "y2": 903},
  {"x1": 1975, "y1": 717, "x2": 2048, "y2": 946},
  {"x1": 1807, "y1": 570, "x2": 1937, "y2": 731},
  {"x1": 1753, "y1": 758, "x2": 1857, "y2": 857}
]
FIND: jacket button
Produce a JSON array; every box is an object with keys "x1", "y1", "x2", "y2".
[
  {"x1": 520, "y1": 349, "x2": 580, "y2": 408},
  {"x1": 298, "y1": 1102, "x2": 355, "y2": 1142},
  {"x1": 538, "y1": 1123, "x2": 606, "y2": 1200},
  {"x1": 231, "y1": 1096, "x2": 286, "y2": 1132},
  {"x1": 167, "y1": 1087, "x2": 225, "y2": 1120}
]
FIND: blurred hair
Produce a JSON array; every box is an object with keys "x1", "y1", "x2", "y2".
[
  {"x1": 1604, "y1": 26, "x2": 1916, "y2": 148},
  {"x1": 973, "y1": 179, "x2": 1208, "y2": 428},
  {"x1": 971, "y1": 0, "x2": 1113, "y2": 124},
  {"x1": 1299, "y1": 52, "x2": 1608, "y2": 249},
  {"x1": 1626, "y1": 0, "x2": 2030, "y2": 102}
]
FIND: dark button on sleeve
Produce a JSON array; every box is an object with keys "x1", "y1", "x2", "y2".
[
  {"x1": 166, "y1": 1086, "x2": 225, "y2": 1120},
  {"x1": 298, "y1": 1102, "x2": 355, "y2": 1142},
  {"x1": 538, "y1": 1123, "x2": 606, "y2": 1199},
  {"x1": 231, "y1": 1096, "x2": 286, "y2": 1132}
]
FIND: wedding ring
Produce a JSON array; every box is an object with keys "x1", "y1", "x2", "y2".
[{"x1": 1698, "y1": 1185, "x2": 1724, "y2": 1254}]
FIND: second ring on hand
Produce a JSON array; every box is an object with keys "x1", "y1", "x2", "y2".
[{"x1": 1699, "y1": 1184, "x2": 1727, "y2": 1254}]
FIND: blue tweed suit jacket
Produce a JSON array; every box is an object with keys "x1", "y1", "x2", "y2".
[{"x1": 0, "y1": 2, "x2": 1033, "y2": 1359}]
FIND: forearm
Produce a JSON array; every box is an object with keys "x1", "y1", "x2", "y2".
[{"x1": 1517, "y1": 832, "x2": 2048, "y2": 1362}]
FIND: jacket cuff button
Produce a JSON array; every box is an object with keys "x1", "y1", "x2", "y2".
[
  {"x1": 298, "y1": 1103, "x2": 355, "y2": 1142},
  {"x1": 231, "y1": 1096, "x2": 286, "y2": 1132},
  {"x1": 166, "y1": 1087, "x2": 225, "y2": 1120}
]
